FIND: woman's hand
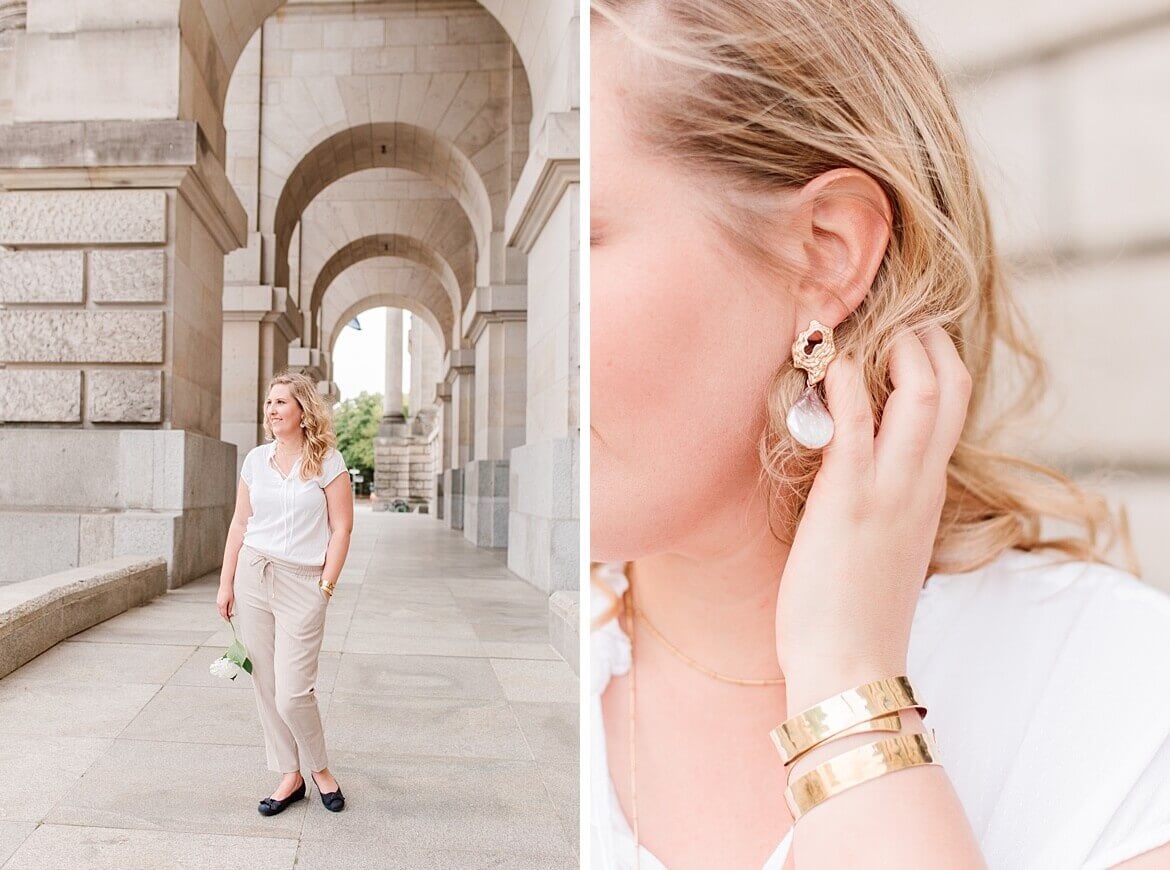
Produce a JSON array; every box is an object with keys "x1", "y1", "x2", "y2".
[
  {"x1": 775, "y1": 324, "x2": 972, "y2": 711},
  {"x1": 216, "y1": 582, "x2": 235, "y2": 622}
]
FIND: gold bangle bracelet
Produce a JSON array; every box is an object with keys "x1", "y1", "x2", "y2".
[
  {"x1": 785, "y1": 731, "x2": 940, "y2": 820},
  {"x1": 770, "y1": 675, "x2": 925, "y2": 764},
  {"x1": 784, "y1": 712, "x2": 904, "y2": 787}
]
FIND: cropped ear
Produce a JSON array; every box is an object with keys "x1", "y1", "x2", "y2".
[{"x1": 790, "y1": 167, "x2": 893, "y2": 325}]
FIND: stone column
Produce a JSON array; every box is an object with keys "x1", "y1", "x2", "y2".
[
  {"x1": 372, "y1": 308, "x2": 409, "y2": 511},
  {"x1": 503, "y1": 109, "x2": 581, "y2": 609},
  {"x1": 384, "y1": 307, "x2": 405, "y2": 421},
  {"x1": 219, "y1": 27, "x2": 302, "y2": 468},
  {"x1": 408, "y1": 318, "x2": 442, "y2": 429},
  {"x1": 461, "y1": 285, "x2": 527, "y2": 549},
  {"x1": 0, "y1": 121, "x2": 247, "y2": 588},
  {"x1": 435, "y1": 380, "x2": 452, "y2": 520},
  {"x1": 221, "y1": 286, "x2": 299, "y2": 472},
  {"x1": 441, "y1": 348, "x2": 476, "y2": 529},
  {"x1": 405, "y1": 320, "x2": 441, "y2": 513}
]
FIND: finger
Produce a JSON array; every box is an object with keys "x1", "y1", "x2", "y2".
[
  {"x1": 820, "y1": 353, "x2": 875, "y2": 478},
  {"x1": 874, "y1": 328, "x2": 940, "y2": 478},
  {"x1": 918, "y1": 324, "x2": 972, "y2": 466}
]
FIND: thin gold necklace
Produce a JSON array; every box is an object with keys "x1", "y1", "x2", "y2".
[{"x1": 621, "y1": 568, "x2": 785, "y2": 868}]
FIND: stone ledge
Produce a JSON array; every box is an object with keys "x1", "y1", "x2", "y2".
[
  {"x1": 0, "y1": 555, "x2": 167, "y2": 679},
  {"x1": 549, "y1": 590, "x2": 579, "y2": 676},
  {"x1": 506, "y1": 111, "x2": 580, "y2": 253},
  {"x1": 0, "y1": 120, "x2": 197, "y2": 172}
]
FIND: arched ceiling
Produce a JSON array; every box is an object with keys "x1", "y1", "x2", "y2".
[
  {"x1": 272, "y1": 122, "x2": 491, "y2": 290},
  {"x1": 310, "y1": 233, "x2": 460, "y2": 349}
]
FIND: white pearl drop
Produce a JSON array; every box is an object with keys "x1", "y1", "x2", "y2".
[{"x1": 786, "y1": 385, "x2": 834, "y2": 449}]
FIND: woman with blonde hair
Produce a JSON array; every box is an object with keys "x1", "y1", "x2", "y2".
[
  {"x1": 217, "y1": 370, "x2": 353, "y2": 815},
  {"x1": 590, "y1": 1, "x2": 1170, "y2": 867}
]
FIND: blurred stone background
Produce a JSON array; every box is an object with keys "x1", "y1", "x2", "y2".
[{"x1": 901, "y1": 0, "x2": 1170, "y2": 589}]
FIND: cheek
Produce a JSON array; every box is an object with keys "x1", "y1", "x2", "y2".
[{"x1": 590, "y1": 228, "x2": 785, "y2": 557}]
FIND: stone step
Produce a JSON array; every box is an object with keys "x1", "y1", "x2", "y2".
[{"x1": 0, "y1": 556, "x2": 167, "y2": 679}]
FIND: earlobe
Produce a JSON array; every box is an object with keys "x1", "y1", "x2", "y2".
[{"x1": 799, "y1": 168, "x2": 893, "y2": 318}]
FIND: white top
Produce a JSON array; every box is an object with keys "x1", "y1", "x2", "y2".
[
  {"x1": 591, "y1": 548, "x2": 1170, "y2": 869},
  {"x1": 240, "y1": 442, "x2": 349, "y2": 567}
]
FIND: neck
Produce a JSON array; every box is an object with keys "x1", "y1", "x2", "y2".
[
  {"x1": 275, "y1": 434, "x2": 304, "y2": 451},
  {"x1": 626, "y1": 488, "x2": 790, "y2": 684}
]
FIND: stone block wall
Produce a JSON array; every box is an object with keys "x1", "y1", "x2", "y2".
[
  {"x1": 374, "y1": 428, "x2": 438, "y2": 512},
  {"x1": 0, "y1": 189, "x2": 168, "y2": 426},
  {"x1": 899, "y1": 2, "x2": 1170, "y2": 588}
]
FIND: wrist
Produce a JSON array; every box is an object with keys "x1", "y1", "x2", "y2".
[{"x1": 783, "y1": 657, "x2": 908, "y2": 715}]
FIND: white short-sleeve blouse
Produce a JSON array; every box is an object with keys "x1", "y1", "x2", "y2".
[
  {"x1": 591, "y1": 548, "x2": 1170, "y2": 869},
  {"x1": 240, "y1": 442, "x2": 349, "y2": 567}
]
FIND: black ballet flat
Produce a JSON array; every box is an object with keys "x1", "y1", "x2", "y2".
[
  {"x1": 257, "y1": 778, "x2": 305, "y2": 816},
  {"x1": 312, "y1": 774, "x2": 345, "y2": 812}
]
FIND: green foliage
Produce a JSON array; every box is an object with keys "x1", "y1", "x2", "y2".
[{"x1": 332, "y1": 391, "x2": 382, "y2": 482}]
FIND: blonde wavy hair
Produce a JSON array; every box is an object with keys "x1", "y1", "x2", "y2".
[
  {"x1": 262, "y1": 371, "x2": 338, "y2": 481},
  {"x1": 590, "y1": 0, "x2": 1136, "y2": 629}
]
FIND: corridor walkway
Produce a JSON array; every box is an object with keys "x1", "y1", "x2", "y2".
[{"x1": 0, "y1": 507, "x2": 579, "y2": 869}]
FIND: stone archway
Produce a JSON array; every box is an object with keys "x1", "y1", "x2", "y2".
[
  {"x1": 322, "y1": 261, "x2": 452, "y2": 358},
  {"x1": 272, "y1": 123, "x2": 493, "y2": 291},
  {"x1": 310, "y1": 234, "x2": 460, "y2": 349}
]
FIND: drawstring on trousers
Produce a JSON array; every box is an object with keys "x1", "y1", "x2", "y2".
[{"x1": 249, "y1": 552, "x2": 277, "y2": 601}]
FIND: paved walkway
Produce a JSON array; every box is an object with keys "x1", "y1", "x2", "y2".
[{"x1": 0, "y1": 507, "x2": 579, "y2": 869}]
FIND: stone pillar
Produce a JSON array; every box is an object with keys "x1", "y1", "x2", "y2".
[
  {"x1": 384, "y1": 307, "x2": 405, "y2": 421},
  {"x1": 435, "y1": 380, "x2": 452, "y2": 520},
  {"x1": 400, "y1": 320, "x2": 441, "y2": 513},
  {"x1": 504, "y1": 110, "x2": 581, "y2": 597},
  {"x1": 408, "y1": 317, "x2": 442, "y2": 430},
  {"x1": 441, "y1": 348, "x2": 476, "y2": 529},
  {"x1": 220, "y1": 28, "x2": 304, "y2": 470},
  {"x1": 462, "y1": 285, "x2": 527, "y2": 549},
  {"x1": 0, "y1": 121, "x2": 247, "y2": 588},
  {"x1": 221, "y1": 286, "x2": 299, "y2": 472}
]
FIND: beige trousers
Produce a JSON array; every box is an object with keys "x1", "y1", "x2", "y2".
[{"x1": 235, "y1": 543, "x2": 330, "y2": 773}]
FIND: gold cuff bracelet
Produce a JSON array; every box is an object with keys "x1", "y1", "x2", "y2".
[
  {"x1": 784, "y1": 730, "x2": 941, "y2": 820},
  {"x1": 770, "y1": 675, "x2": 925, "y2": 765}
]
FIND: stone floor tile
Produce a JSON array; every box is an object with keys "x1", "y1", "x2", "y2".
[
  {"x1": 510, "y1": 702, "x2": 578, "y2": 763},
  {"x1": 472, "y1": 622, "x2": 552, "y2": 643},
  {"x1": 479, "y1": 641, "x2": 563, "y2": 660},
  {"x1": 43, "y1": 740, "x2": 307, "y2": 839},
  {"x1": 0, "y1": 821, "x2": 36, "y2": 867},
  {"x1": 341, "y1": 631, "x2": 486, "y2": 657},
  {"x1": 291, "y1": 840, "x2": 577, "y2": 869},
  {"x1": 4, "y1": 642, "x2": 195, "y2": 686},
  {"x1": 490, "y1": 659, "x2": 579, "y2": 703},
  {"x1": 0, "y1": 736, "x2": 112, "y2": 821},
  {"x1": 297, "y1": 756, "x2": 573, "y2": 856},
  {"x1": 70, "y1": 602, "x2": 222, "y2": 646},
  {"x1": 333, "y1": 653, "x2": 504, "y2": 699},
  {"x1": 0, "y1": 682, "x2": 161, "y2": 739},
  {"x1": 345, "y1": 614, "x2": 480, "y2": 640},
  {"x1": 119, "y1": 684, "x2": 265, "y2": 747},
  {"x1": 1, "y1": 824, "x2": 298, "y2": 870},
  {"x1": 540, "y1": 760, "x2": 581, "y2": 834},
  {"x1": 327, "y1": 692, "x2": 531, "y2": 760}
]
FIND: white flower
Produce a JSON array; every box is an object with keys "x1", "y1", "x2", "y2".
[{"x1": 210, "y1": 655, "x2": 244, "y2": 681}]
